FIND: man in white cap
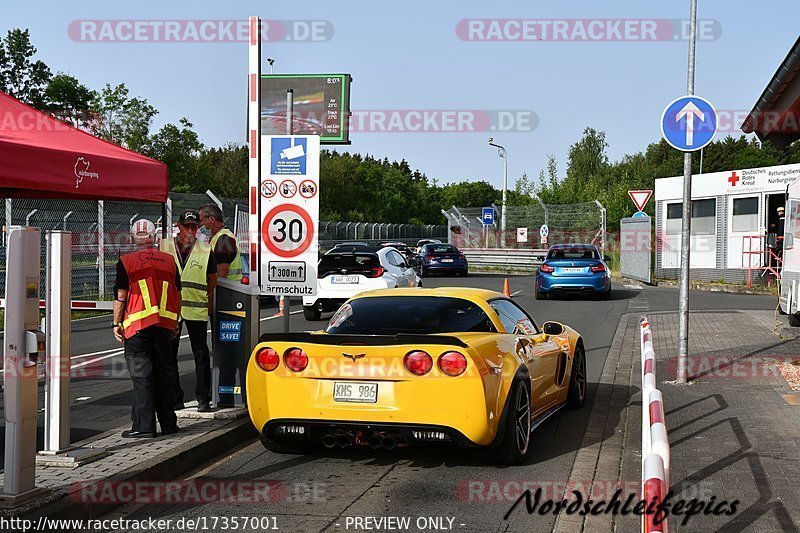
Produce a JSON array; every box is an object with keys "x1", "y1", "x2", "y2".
[{"x1": 112, "y1": 219, "x2": 182, "y2": 437}]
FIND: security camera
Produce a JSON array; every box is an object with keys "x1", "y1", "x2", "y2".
[
  {"x1": 488, "y1": 137, "x2": 494, "y2": 143},
  {"x1": 267, "y1": 58, "x2": 275, "y2": 65}
]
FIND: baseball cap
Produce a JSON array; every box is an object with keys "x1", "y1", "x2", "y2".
[
  {"x1": 178, "y1": 210, "x2": 200, "y2": 226},
  {"x1": 131, "y1": 218, "x2": 156, "y2": 237}
]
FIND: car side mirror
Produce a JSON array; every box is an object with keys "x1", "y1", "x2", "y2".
[
  {"x1": 542, "y1": 321, "x2": 565, "y2": 336},
  {"x1": 785, "y1": 232, "x2": 794, "y2": 250},
  {"x1": 603, "y1": 255, "x2": 611, "y2": 262}
]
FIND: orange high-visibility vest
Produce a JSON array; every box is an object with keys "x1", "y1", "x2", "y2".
[{"x1": 121, "y1": 248, "x2": 180, "y2": 337}]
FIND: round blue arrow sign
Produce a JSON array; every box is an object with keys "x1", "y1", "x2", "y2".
[{"x1": 661, "y1": 95, "x2": 718, "y2": 152}]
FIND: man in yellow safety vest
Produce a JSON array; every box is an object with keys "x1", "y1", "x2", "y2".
[
  {"x1": 198, "y1": 203, "x2": 243, "y2": 281},
  {"x1": 161, "y1": 210, "x2": 218, "y2": 412}
]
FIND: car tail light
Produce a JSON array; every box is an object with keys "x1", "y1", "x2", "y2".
[
  {"x1": 540, "y1": 263, "x2": 554, "y2": 273},
  {"x1": 458, "y1": 253, "x2": 466, "y2": 260},
  {"x1": 591, "y1": 264, "x2": 606, "y2": 272},
  {"x1": 438, "y1": 351, "x2": 467, "y2": 376},
  {"x1": 368, "y1": 266, "x2": 385, "y2": 278},
  {"x1": 241, "y1": 275, "x2": 250, "y2": 285},
  {"x1": 284, "y1": 348, "x2": 308, "y2": 372},
  {"x1": 404, "y1": 350, "x2": 433, "y2": 376},
  {"x1": 425, "y1": 254, "x2": 434, "y2": 261},
  {"x1": 256, "y1": 347, "x2": 279, "y2": 372}
]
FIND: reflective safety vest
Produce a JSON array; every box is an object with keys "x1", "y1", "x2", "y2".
[
  {"x1": 120, "y1": 248, "x2": 180, "y2": 337},
  {"x1": 161, "y1": 238, "x2": 211, "y2": 321},
  {"x1": 210, "y1": 228, "x2": 243, "y2": 281}
]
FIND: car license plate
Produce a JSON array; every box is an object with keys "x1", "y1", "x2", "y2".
[
  {"x1": 441, "y1": 258, "x2": 454, "y2": 263},
  {"x1": 562, "y1": 267, "x2": 584, "y2": 273},
  {"x1": 333, "y1": 382, "x2": 378, "y2": 403},
  {"x1": 331, "y1": 275, "x2": 359, "y2": 284}
]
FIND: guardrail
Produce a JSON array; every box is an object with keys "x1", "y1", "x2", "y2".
[
  {"x1": 640, "y1": 316, "x2": 670, "y2": 533},
  {"x1": 462, "y1": 248, "x2": 548, "y2": 272}
]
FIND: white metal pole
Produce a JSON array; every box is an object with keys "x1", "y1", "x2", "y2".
[
  {"x1": 248, "y1": 16, "x2": 262, "y2": 288},
  {"x1": 677, "y1": 0, "x2": 698, "y2": 384},
  {"x1": 44, "y1": 231, "x2": 71, "y2": 453},
  {"x1": 97, "y1": 201, "x2": 105, "y2": 298},
  {"x1": 4, "y1": 198, "x2": 11, "y2": 246},
  {"x1": 205, "y1": 190, "x2": 224, "y2": 209}
]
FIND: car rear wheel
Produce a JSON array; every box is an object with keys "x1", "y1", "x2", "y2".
[
  {"x1": 497, "y1": 380, "x2": 531, "y2": 465},
  {"x1": 303, "y1": 306, "x2": 322, "y2": 321},
  {"x1": 789, "y1": 313, "x2": 800, "y2": 327},
  {"x1": 535, "y1": 288, "x2": 547, "y2": 300},
  {"x1": 567, "y1": 343, "x2": 587, "y2": 408}
]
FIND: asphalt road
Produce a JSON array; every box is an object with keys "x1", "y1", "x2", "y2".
[{"x1": 92, "y1": 274, "x2": 779, "y2": 533}]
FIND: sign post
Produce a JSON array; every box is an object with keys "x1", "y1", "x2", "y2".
[
  {"x1": 539, "y1": 224, "x2": 549, "y2": 246},
  {"x1": 260, "y1": 135, "x2": 320, "y2": 312},
  {"x1": 660, "y1": 0, "x2": 718, "y2": 384}
]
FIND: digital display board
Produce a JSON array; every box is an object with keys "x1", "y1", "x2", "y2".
[{"x1": 260, "y1": 74, "x2": 351, "y2": 145}]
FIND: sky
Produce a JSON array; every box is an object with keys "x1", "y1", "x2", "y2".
[{"x1": 3, "y1": 1, "x2": 798, "y2": 191}]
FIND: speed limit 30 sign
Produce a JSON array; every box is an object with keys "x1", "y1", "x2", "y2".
[{"x1": 260, "y1": 135, "x2": 319, "y2": 296}]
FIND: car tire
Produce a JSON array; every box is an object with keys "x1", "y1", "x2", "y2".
[
  {"x1": 303, "y1": 306, "x2": 322, "y2": 321},
  {"x1": 462, "y1": 268, "x2": 469, "y2": 277},
  {"x1": 421, "y1": 268, "x2": 429, "y2": 277},
  {"x1": 261, "y1": 435, "x2": 313, "y2": 455},
  {"x1": 496, "y1": 380, "x2": 532, "y2": 466},
  {"x1": 789, "y1": 313, "x2": 800, "y2": 327},
  {"x1": 567, "y1": 343, "x2": 587, "y2": 409},
  {"x1": 535, "y1": 288, "x2": 547, "y2": 300}
]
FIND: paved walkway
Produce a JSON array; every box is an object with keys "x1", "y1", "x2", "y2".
[
  {"x1": 0, "y1": 411, "x2": 250, "y2": 519},
  {"x1": 555, "y1": 310, "x2": 800, "y2": 532}
]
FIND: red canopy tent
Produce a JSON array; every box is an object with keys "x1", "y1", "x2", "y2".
[{"x1": 0, "y1": 90, "x2": 167, "y2": 202}]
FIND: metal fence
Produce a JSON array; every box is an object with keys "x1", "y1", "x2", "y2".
[
  {"x1": 442, "y1": 201, "x2": 607, "y2": 253},
  {"x1": 1, "y1": 194, "x2": 447, "y2": 301}
]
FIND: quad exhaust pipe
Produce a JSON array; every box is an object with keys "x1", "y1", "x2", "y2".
[{"x1": 323, "y1": 430, "x2": 404, "y2": 450}]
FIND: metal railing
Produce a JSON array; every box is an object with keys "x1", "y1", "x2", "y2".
[{"x1": 461, "y1": 248, "x2": 547, "y2": 271}]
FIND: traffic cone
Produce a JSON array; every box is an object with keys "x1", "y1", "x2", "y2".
[
  {"x1": 273, "y1": 296, "x2": 285, "y2": 317},
  {"x1": 503, "y1": 278, "x2": 511, "y2": 297}
]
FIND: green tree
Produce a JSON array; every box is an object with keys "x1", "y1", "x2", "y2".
[
  {"x1": 146, "y1": 118, "x2": 205, "y2": 192},
  {"x1": 89, "y1": 83, "x2": 157, "y2": 151},
  {"x1": 44, "y1": 73, "x2": 96, "y2": 128},
  {"x1": 0, "y1": 29, "x2": 52, "y2": 108}
]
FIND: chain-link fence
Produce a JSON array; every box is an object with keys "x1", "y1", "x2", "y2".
[
  {"x1": 442, "y1": 201, "x2": 606, "y2": 253},
  {"x1": 1, "y1": 194, "x2": 447, "y2": 301}
]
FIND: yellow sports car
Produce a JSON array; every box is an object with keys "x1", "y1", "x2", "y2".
[{"x1": 245, "y1": 287, "x2": 586, "y2": 465}]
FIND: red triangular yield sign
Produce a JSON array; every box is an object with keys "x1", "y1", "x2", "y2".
[{"x1": 629, "y1": 190, "x2": 653, "y2": 212}]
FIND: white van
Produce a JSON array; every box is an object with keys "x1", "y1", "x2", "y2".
[{"x1": 781, "y1": 178, "x2": 800, "y2": 325}]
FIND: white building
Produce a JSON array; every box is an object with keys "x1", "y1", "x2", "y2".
[{"x1": 654, "y1": 162, "x2": 800, "y2": 282}]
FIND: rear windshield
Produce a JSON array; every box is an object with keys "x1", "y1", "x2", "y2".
[
  {"x1": 547, "y1": 247, "x2": 599, "y2": 260},
  {"x1": 326, "y1": 296, "x2": 496, "y2": 334},
  {"x1": 424, "y1": 244, "x2": 458, "y2": 254},
  {"x1": 319, "y1": 253, "x2": 380, "y2": 277}
]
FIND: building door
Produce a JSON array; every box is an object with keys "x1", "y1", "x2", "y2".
[{"x1": 727, "y1": 195, "x2": 761, "y2": 268}]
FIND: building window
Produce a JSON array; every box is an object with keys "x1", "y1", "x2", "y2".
[
  {"x1": 666, "y1": 203, "x2": 682, "y2": 234},
  {"x1": 731, "y1": 197, "x2": 758, "y2": 232},
  {"x1": 691, "y1": 198, "x2": 716, "y2": 235}
]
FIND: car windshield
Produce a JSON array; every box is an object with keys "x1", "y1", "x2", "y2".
[
  {"x1": 325, "y1": 296, "x2": 496, "y2": 334},
  {"x1": 318, "y1": 253, "x2": 381, "y2": 277},
  {"x1": 547, "y1": 247, "x2": 599, "y2": 260},
  {"x1": 425, "y1": 244, "x2": 458, "y2": 254}
]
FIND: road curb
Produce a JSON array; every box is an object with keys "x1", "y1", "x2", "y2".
[
  {"x1": 654, "y1": 278, "x2": 777, "y2": 296},
  {"x1": 22, "y1": 418, "x2": 256, "y2": 521},
  {"x1": 552, "y1": 312, "x2": 635, "y2": 533}
]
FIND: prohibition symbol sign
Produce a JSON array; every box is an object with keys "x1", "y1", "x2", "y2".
[
  {"x1": 260, "y1": 180, "x2": 277, "y2": 198},
  {"x1": 299, "y1": 180, "x2": 317, "y2": 198},
  {"x1": 279, "y1": 180, "x2": 297, "y2": 198},
  {"x1": 261, "y1": 204, "x2": 314, "y2": 258}
]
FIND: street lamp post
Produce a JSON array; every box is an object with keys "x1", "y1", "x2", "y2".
[{"x1": 488, "y1": 138, "x2": 508, "y2": 247}]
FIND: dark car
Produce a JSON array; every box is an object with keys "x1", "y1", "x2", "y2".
[
  {"x1": 379, "y1": 241, "x2": 417, "y2": 263},
  {"x1": 418, "y1": 243, "x2": 468, "y2": 277},
  {"x1": 535, "y1": 244, "x2": 611, "y2": 300}
]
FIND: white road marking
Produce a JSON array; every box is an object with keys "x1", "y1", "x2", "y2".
[
  {"x1": 75, "y1": 397, "x2": 91, "y2": 401},
  {"x1": 510, "y1": 290, "x2": 523, "y2": 297},
  {"x1": 624, "y1": 284, "x2": 644, "y2": 290}
]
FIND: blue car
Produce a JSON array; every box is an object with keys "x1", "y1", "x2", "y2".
[
  {"x1": 418, "y1": 243, "x2": 468, "y2": 277},
  {"x1": 535, "y1": 244, "x2": 611, "y2": 300}
]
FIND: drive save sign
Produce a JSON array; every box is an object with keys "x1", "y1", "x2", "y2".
[{"x1": 260, "y1": 135, "x2": 319, "y2": 296}]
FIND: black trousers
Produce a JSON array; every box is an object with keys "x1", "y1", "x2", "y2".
[
  {"x1": 172, "y1": 319, "x2": 211, "y2": 404},
  {"x1": 124, "y1": 326, "x2": 177, "y2": 432}
]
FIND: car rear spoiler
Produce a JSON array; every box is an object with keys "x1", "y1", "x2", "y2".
[{"x1": 257, "y1": 332, "x2": 469, "y2": 348}]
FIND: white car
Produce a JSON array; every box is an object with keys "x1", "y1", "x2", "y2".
[{"x1": 302, "y1": 246, "x2": 421, "y2": 320}]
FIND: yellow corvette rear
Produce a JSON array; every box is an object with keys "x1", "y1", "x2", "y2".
[{"x1": 245, "y1": 288, "x2": 586, "y2": 464}]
